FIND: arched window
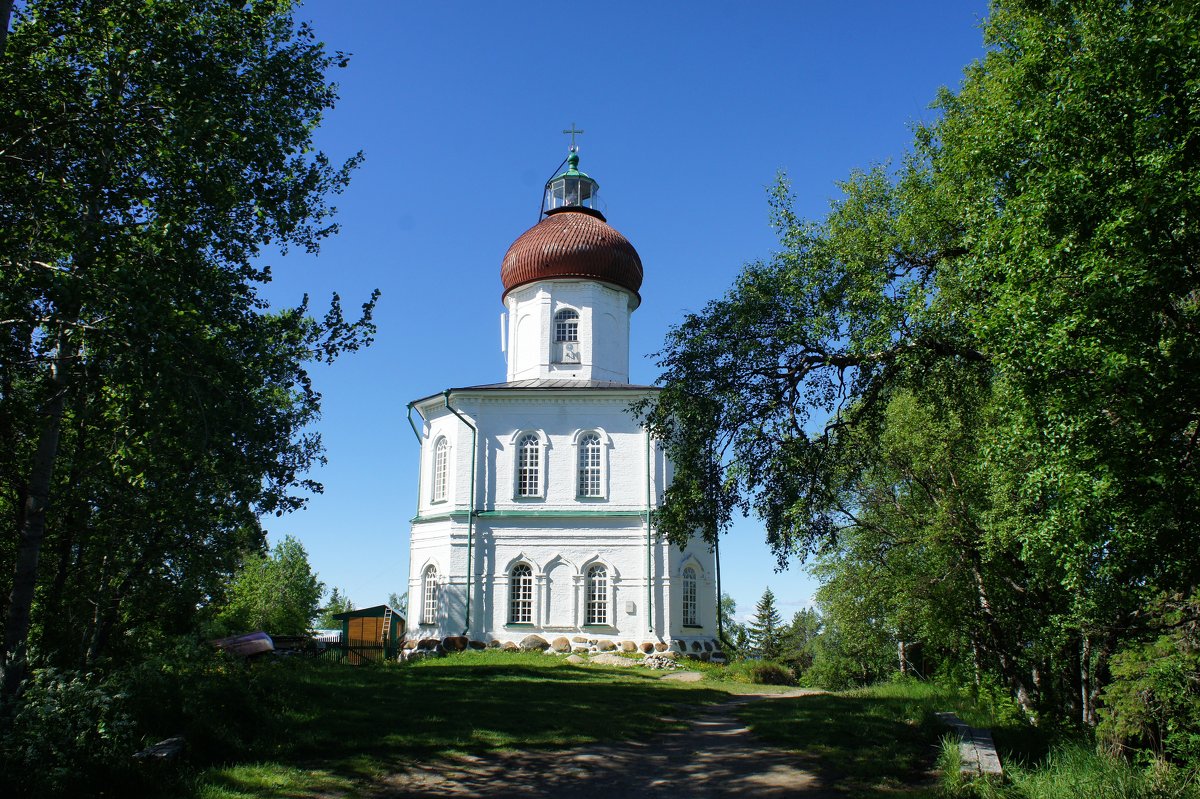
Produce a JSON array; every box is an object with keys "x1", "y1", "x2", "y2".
[
  {"x1": 578, "y1": 433, "x2": 602, "y2": 497},
  {"x1": 517, "y1": 433, "x2": 541, "y2": 497},
  {"x1": 509, "y1": 563, "x2": 533, "y2": 623},
  {"x1": 682, "y1": 566, "x2": 698, "y2": 626},
  {"x1": 554, "y1": 309, "x2": 580, "y2": 363},
  {"x1": 422, "y1": 565, "x2": 439, "y2": 624},
  {"x1": 432, "y1": 437, "x2": 448, "y2": 502},
  {"x1": 555, "y1": 309, "x2": 579, "y2": 342},
  {"x1": 586, "y1": 564, "x2": 608, "y2": 625}
]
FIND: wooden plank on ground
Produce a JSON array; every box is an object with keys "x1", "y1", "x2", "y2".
[{"x1": 936, "y1": 711, "x2": 1003, "y2": 778}]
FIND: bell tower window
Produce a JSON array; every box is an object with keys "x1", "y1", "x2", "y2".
[{"x1": 554, "y1": 309, "x2": 580, "y2": 364}]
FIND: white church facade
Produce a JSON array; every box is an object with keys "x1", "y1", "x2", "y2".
[{"x1": 405, "y1": 147, "x2": 719, "y2": 655}]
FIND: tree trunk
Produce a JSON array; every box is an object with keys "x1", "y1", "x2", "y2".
[
  {"x1": 971, "y1": 561, "x2": 1037, "y2": 717},
  {"x1": 971, "y1": 633, "x2": 983, "y2": 688},
  {"x1": 1080, "y1": 634, "x2": 1098, "y2": 727},
  {"x1": 0, "y1": 331, "x2": 76, "y2": 699},
  {"x1": 897, "y1": 639, "x2": 909, "y2": 676},
  {"x1": 0, "y1": 0, "x2": 14, "y2": 58}
]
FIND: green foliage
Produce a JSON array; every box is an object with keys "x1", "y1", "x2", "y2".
[
  {"x1": 1098, "y1": 594, "x2": 1200, "y2": 764},
  {"x1": 0, "y1": 668, "x2": 139, "y2": 796},
  {"x1": 718, "y1": 592, "x2": 749, "y2": 652},
  {"x1": 748, "y1": 661, "x2": 795, "y2": 686},
  {"x1": 640, "y1": 0, "x2": 1200, "y2": 746},
  {"x1": 0, "y1": 638, "x2": 308, "y2": 797},
  {"x1": 0, "y1": 0, "x2": 376, "y2": 695},
  {"x1": 748, "y1": 587, "x2": 784, "y2": 660},
  {"x1": 216, "y1": 535, "x2": 323, "y2": 636},
  {"x1": 779, "y1": 608, "x2": 821, "y2": 672},
  {"x1": 316, "y1": 587, "x2": 355, "y2": 629}
]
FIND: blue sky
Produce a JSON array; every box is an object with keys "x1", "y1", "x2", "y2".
[{"x1": 261, "y1": 1, "x2": 992, "y2": 623}]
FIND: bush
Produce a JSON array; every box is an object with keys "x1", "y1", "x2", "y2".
[
  {"x1": 1098, "y1": 594, "x2": 1200, "y2": 765},
  {"x1": 0, "y1": 637, "x2": 299, "y2": 797},
  {"x1": 0, "y1": 668, "x2": 139, "y2": 797},
  {"x1": 749, "y1": 661, "x2": 796, "y2": 686}
]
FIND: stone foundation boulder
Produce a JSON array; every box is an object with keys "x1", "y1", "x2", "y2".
[
  {"x1": 703, "y1": 640, "x2": 713, "y2": 652},
  {"x1": 468, "y1": 640, "x2": 487, "y2": 650},
  {"x1": 620, "y1": 640, "x2": 637, "y2": 653},
  {"x1": 402, "y1": 640, "x2": 417, "y2": 650},
  {"x1": 551, "y1": 636, "x2": 571, "y2": 653},
  {"x1": 597, "y1": 640, "x2": 616, "y2": 652},
  {"x1": 573, "y1": 646, "x2": 589, "y2": 654},
  {"x1": 654, "y1": 642, "x2": 669, "y2": 652},
  {"x1": 502, "y1": 641, "x2": 519, "y2": 651},
  {"x1": 640, "y1": 642, "x2": 655, "y2": 654},
  {"x1": 442, "y1": 636, "x2": 469, "y2": 653},
  {"x1": 710, "y1": 651, "x2": 727, "y2": 664},
  {"x1": 642, "y1": 653, "x2": 680, "y2": 670},
  {"x1": 572, "y1": 636, "x2": 589, "y2": 643},
  {"x1": 488, "y1": 639, "x2": 502, "y2": 648},
  {"x1": 691, "y1": 641, "x2": 703, "y2": 652},
  {"x1": 565, "y1": 654, "x2": 586, "y2": 664},
  {"x1": 519, "y1": 634, "x2": 550, "y2": 652},
  {"x1": 418, "y1": 638, "x2": 441, "y2": 650}
]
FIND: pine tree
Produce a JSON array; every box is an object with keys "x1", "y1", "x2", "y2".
[{"x1": 749, "y1": 587, "x2": 784, "y2": 660}]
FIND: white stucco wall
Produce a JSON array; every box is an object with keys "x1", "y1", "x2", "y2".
[
  {"x1": 406, "y1": 388, "x2": 717, "y2": 647},
  {"x1": 504, "y1": 280, "x2": 635, "y2": 383}
]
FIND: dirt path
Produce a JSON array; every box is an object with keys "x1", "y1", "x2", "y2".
[{"x1": 370, "y1": 687, "x2": 841, "y2": 798}]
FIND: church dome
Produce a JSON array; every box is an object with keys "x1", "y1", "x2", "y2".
[{"x1": 501, "y1": 207, "x2": 643, "y2": 303}]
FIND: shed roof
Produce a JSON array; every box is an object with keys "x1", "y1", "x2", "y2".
[{"x1": 330, "y1": 604, "x2": 404, "y2": 621}]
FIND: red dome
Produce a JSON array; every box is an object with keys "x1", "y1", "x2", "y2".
[{"x1": 501, "y1": 208, "x2": 643, "y2": 303}]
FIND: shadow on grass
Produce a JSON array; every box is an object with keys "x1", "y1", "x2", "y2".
[
  {"x1": 739, "y1": 691, "x2": 944, "y2": 798},
  {"x1": 204, "y1": 653, "x2": 727, "y2": 794}
]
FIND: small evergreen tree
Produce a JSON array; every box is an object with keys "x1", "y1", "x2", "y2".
[
  {"x1": 316, "y1": 587, "x2": 355, "y2": 628},
  {"x1": 749, "y1": 587, "x2": 784, "y2": 660}
]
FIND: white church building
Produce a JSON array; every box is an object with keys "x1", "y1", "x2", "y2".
[{"x1": 405, "y1": 147, "x2": 719, "y2": 655}]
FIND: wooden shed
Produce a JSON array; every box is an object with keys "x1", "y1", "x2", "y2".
[{"x1": 330, "y1": 605, "x2": 405, "y2": 663}]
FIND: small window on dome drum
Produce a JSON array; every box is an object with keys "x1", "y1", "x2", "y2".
[{"x1": 554, "y1": 309, "x2": 580, "y2": 364}]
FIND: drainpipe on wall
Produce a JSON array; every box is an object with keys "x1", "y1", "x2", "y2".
[
  {"x1": 443, "y1": 390, "x2": 478, "y2": 638},
  {"x1": 645, "y1": 429, "x2": 654, "y2": 636}
]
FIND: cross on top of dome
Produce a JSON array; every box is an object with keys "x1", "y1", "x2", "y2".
[{"x1": 545, "y1": 128, "x2": 600, "y2": 216}]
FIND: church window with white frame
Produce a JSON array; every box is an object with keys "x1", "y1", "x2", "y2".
[
  {"x1": 421, "y1": 565, "x2": 439, "y2": 624},
  {"x1": 432, "y1": 437, "x2": 448, "y2": 502},
  {"x1": 578, "y1": 433, "x2": 602, "y2": 497},
  {"x1": 682, "y1": 566, "x2": 698, "y2": 626},
  {"x1": 585, "y1": 564, "x2": 608, "y2": 625},
  {"x1": 509, "y1": 563, "x2": 533, "y2": 624},
  {"x1": 517, "y1": 433, "x2": 541, "y2": 497},
  {"x1": 554, "y1": 308, "x2": 580, "y2": 363}
]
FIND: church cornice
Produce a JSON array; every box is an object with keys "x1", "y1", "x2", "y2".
[{"x1": 410, "y1": 508, "x2": 648, "y2": 524}]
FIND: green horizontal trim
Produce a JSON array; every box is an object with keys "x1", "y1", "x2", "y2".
[
  {"x1": 410, "y1": 510, "x2": 471, "y2": 524},
  {"x1": 412, "y1": 509, "x2": 649, "y2": 524}
]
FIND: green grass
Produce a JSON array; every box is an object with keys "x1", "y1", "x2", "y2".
[
  {"x1": 737, "y1": 678, "x2": 971, "y2": 798},
  {"x1": 198, "y1": 656, "x2": 1196, "y2": 799},
  {"x1": 194, "y1": 651, "x2": 727, "y2": 798},
  {"x1": 947, "y1": 742, "x2": 1200, "y2": 799}
]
